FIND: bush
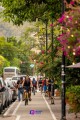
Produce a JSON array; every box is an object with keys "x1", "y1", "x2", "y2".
[{"x1": 66, "y1": 85, "x2": 80, "y2": 114}]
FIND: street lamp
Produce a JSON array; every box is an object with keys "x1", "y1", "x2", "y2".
[
  {"x1": 61, "y1": 0, "x2": 66, "y2": 120},
  {"x1": 51, "y1": 18, "x2": 55, "y2": 104}
]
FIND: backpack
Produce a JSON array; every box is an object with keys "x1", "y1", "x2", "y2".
[{"x1": 32, "y1": 79, "x2": 36, "y2": 85}]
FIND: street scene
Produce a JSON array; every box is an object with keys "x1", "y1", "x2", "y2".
[
  {"x1": 0, "y1": 88, "x2": 80, "y2": 120},
  {"x1": 0, "y1": 0, "x2": 80, "y2": 120}
]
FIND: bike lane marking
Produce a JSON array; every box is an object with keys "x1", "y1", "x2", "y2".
[
  {"x1": 16, "y1": 115, "x2": 20, "y2": 120},
  {"x1": 12, "y1": 101, "x2": 22, "y2": 115},
  {"x1": 3, "y1": 100, "x2": 17, "y2": 116},
  {"x1": 42, "y1": 94, "x2": 57, "y2": 120}
]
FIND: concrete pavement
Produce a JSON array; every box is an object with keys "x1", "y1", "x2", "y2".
[
  {"x1": 0, "y1": 91, "x2": 57, "y2": 120},
  {"x1": 14, "y1": 92, "x2": 57, "y2": 120},
  {"x1": 0, "y1": 91, "x2": 80, "y2": 120},
  {"x1": 45, "y1": 95, "x2": 80, "y2": 120}
]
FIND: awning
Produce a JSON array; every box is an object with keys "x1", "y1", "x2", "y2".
[{"x1": 66, "y1": 62, "x2": 80, "y2": 68}]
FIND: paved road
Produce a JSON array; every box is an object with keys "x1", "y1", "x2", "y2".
[
  {"x1": 0, "y1": 91, "x2": 80, "y2": 120},
  {"x1": 0, "y1": 92, "x2": 57, "y2": 120},
  {"x1": 46, "y1": 96, "x2": 80, "y2": 120}
]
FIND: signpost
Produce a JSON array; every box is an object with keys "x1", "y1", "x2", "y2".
[{"x1": 30, "y1": 64, "x2": 34, "y2": 68}]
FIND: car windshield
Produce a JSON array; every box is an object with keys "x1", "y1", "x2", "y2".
[{"x1": 12, "y1": 76, "x2": 20, "y2": 80}]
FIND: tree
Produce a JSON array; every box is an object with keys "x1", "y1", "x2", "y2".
[
  {"x1": 1, "y1": 0, "x2": 61, "y2": 25},
  {"x1": 57, "y1": 1, "x2": 80, "y2": 63},
  {"x1": 0, "y1": 55, "x2": 10, "y2": 75}
]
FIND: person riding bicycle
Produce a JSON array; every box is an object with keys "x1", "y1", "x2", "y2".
[
  {"x1": 32, "y1": 78, "x2": 37, "y2": 94},
  {"x1": 22, "y1": 76, "x2": 32, "y2": 101},
  {"x1": 32, "y1": 78, "x2": 37, "y2": 88}
]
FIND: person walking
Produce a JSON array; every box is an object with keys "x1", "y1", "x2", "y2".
[
  {"x1": 48, "y1": 79, "x2": 51, "y2": 99},
  {"x1": 32, "y1": 78, "x2": 37, "y2": 95},
  {"x1": 43, "y1": 78, "x2": 47, "y2": 96},
  {"x1": 17, "y1": 77, "x2": 23, "y2": 101}
]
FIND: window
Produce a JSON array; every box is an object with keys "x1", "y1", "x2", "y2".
[{"x1": 4, "y1": 69, "x2": 15, "y2": 72}]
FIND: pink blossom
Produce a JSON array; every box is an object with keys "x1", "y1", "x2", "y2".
[
  {"x1": 41, "y1": 50, "x2": 45, "y2": 54},
  {"x1": 76, "y1": 46, "x2": 80, "y2": 55},
  {"x1": 50, "y1": 24, "x2": 53, "y2": 27},
  {"x1": 62, "y1": 47, "x2": 64, "y2": 51},
  {"x1": 63, "y1": 39, "x2": 68, "y2": 44},
  {"x1": 68, "y1": 16, "x2": 73, "y2": 21},
  {"x1": 70, "y1": 1, "x2": 75, "y2": 5},
  {"x1": 58, "y1": 14, "x2": 65, "y2": 23},
  {"x1": 40, "y1": 62, "x2": 44, "y2": 64},
  {"x1": 57, "y1": 37, "x2": 61, "y2": 41},
  {"x1": 77, "y1": 38, "x2": 80, "y2": 42},
  {"x1": 47, "y1": 50, "x2": 51, "y2": 53},
  {"x1": 64, "y1": 51, "x2": 67, "y2": 56}
]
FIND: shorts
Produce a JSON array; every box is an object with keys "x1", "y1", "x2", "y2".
[
  {"x1": 24, "y1": 86, "x2": 31, "y2": 92},
  {"x1": 43, "y1": 85, "x2": 47, "y2": 91}
]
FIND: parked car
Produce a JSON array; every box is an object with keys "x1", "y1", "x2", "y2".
[
  {"x1": 5, "y1": 77, "x2": 12, "y2": 81},
  {"x1": 12, "y1": 76, "x2": 21, "y2": 84},
  {"x1": 5, "y1": 78, "x2": 17, "y2": 101},
  {"x1": 11, "y1": 75, "x2": 26, "y2": 84},
  {"x1": 0, "y1": 77, "x2": 8, "y2": 113},
  {"x1": 0, "y1": 92, "x2": 3, "y2": 114},
  {"x1": 0, "y1": 79, "x2": 5, "y2": 114},
  {"x1": 5, "y1": 80, "x2": 13, "y2": 104}
]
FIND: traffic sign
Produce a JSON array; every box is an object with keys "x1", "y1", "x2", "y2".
[{"x1": 30, "y1": 64, "x2": 34, "y2": 68}]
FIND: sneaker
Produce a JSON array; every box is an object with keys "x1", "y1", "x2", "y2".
[{"x1": 29, "y1": 98, "x2": 32, "y2": 101}]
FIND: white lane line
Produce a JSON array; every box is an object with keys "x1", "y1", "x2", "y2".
[
  {"x1": 42, "y1": 94, "x2": 57, "y2": 120},
  {"x1": 3, "y1": 101, "x2": 17, "y2": 116},
  {"x1": 16, "y1": 115, "x2": 20, "y2": 120},
  {"x1": 12, "y1": 101, "x2": 22, "y2": 115}
]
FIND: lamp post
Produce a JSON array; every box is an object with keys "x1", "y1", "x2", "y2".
[
  {"x1": 61, "y1": 0, "x2": 66, "y2": 120},
  {"x1": 51, "y1": 18, "x2": 55, "y2": 104}
]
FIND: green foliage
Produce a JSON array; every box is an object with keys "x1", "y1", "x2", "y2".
[
  {"x1": 66, "y1": 68, "x2": 80, "y2": 86},
  {"x1": 66, "y1": 85, "x2": 80, "y2": 113},
  {"x1": 10, "y1": 58, "x2": 21, "y2": 67},
  {"x1": 1, "y1": 0, "x2": 61, "y2": 25},
  {"x1": 0, "y1": 55, "x2": 10, "y2": 75},
  {"x1": 0, "y1": 36, "x2": 32, "y2": 75}
]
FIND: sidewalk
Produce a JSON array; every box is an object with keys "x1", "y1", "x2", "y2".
[
  {"x1": 0, "y1": 91, "x2": 80, "y2": 120},
  {"x1": 45, "y1": 95, "x2": 80, "y2": 120},
  {"x1": 15, "y1": 91, "x2": 57, "y2": 120}
]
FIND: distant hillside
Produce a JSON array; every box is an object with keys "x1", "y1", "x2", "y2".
[
  {"x1": 0, "y1": 5, "x2": 36, "y2": 38},
  {"x1": 0, "y1": 19, "x2": 35, "y2": 38},
  {"x1": 0, "y1": 21, "x2": 13, "y2": 37}
]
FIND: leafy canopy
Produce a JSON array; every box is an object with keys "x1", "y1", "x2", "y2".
[{"x1": 1, "y1": 0, "x2": 61, "y2": 25}]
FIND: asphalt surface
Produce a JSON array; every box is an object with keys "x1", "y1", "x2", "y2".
[{"x1": 0, "y1": 91, "x2": 80, "y2": 120}]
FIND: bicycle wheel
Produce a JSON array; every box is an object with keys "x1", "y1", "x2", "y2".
[
  {"x1": 25, "y1": 98, "x2": 28, "y2": 105},
  {"x1": 25, "y1": 92, "x2": 28, "y2": 105}
]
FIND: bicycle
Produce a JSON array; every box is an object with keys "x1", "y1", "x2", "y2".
[{"x1": 24, "y1": 89, "x2": 28, "y2": 105}]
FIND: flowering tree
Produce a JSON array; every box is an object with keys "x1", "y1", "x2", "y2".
[{"x1": 57, "y1": 1, "x2": 80, "y2": 61}]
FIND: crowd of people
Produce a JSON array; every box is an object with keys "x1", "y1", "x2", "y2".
[
  {"x1": 38, "y1": 77, "x2": 54, "y2": 99},
  {"x1": 16, "y1": 76, "x2": 56, "y2": 104}
]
